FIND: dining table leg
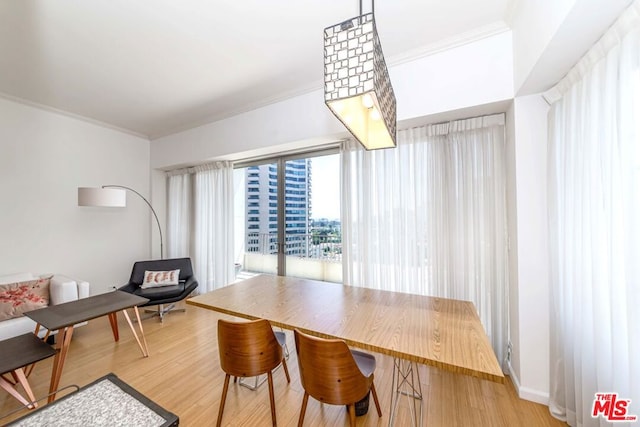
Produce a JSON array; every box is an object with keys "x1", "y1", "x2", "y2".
[{"x1": 388, "y1": 358, "x2": 423, "y2": 426}]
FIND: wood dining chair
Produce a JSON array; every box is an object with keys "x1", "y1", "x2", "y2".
[
  {"x1": 294, "y1": 329, "x2": 382, "y2": 427},
  {"x1": 216, "y1": 318, "x2": 291, "y2": 427},
  {"x1": 237, "y1": 327, "x2": 289, "y2": 391}
]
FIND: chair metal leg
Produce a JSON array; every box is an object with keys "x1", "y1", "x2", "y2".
[
  {"x1": 143, "y1": 303, "x2": 186, "y2": 322},
  {"x1": 239, "y1": 353, "x2": 290, "y2": 390},
  {"x1": 238, "y1": 374, "x2": 267, "y2": 390},
  {"x1": 216, "y1": 374, "x2": 231, "y2": 427}
]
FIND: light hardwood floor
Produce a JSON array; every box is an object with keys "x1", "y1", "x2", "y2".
[{"x1": 0, "y1": 305, "x2": 566, "y2": 426}]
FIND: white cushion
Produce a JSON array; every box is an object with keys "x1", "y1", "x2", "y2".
[
  {"x1": 0, "y1": 272, "x2": 35, "y2": 286},
  {"x1": 141, "y1": 269, "x2": 180, "y2": 289},
  {"x1": 49, "y1": 275, "x2": 79, "y2": 305},
  {"x1": 77, "y1": 280, "x2": 90, "y2": 299}
]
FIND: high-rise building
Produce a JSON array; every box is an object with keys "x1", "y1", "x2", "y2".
[{"x1": 245, "y1": 159, "x2": 312, "y2": 255}]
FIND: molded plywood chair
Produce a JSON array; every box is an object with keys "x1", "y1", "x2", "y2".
[
  {"x1": 216, "y1": 319, "x2": 291, "y2": 427},
  {"x1": 238, "y1": 328, "x2": 289, "y2": 390},
  {"x1": 294, "y1": 329, "x2": 382, "y2": 427}
]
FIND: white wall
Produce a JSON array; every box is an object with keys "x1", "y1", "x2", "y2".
[
  {"x1": 393, "y1": 31, "x2": 514, "y2": 120},
  {"x1": 505, "y1": 101, "x2": 521, "y2": 381},
  {"x1": 152, "y1": 31, "x2": 514, "y2": 169},
  {"x1": 0, "y1": 97, "x2": 151, "y2": 295},
  {"x1": 511, "y1": 0, "x2": 632, "y2": 95},
  {"x1": 508, "y1": 94, "x2": 551, "y2": 404},
  {"x1": 510, "y1": 0, "x2": 575, "y2": 92}
]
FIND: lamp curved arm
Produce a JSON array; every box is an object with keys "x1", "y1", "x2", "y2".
[{"x1": 103, "y1": 185, "x2": 164, "y2": 259}]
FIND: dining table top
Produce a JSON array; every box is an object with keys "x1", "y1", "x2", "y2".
[{"x1": 187, "y1": 274, "x2": 504, "y2": 383}]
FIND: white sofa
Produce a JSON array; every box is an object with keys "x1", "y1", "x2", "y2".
[{"x1": 0, "y1": 272, "x2": 90, "y2": 341}]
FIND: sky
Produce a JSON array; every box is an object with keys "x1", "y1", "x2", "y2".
[{"x1": 310, "y1": 154, "x2": 340, "y2": 220}]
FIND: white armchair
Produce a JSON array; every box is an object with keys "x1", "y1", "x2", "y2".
[{"x1": 0, "y1": 272, "x2": 90, "y2": 341}]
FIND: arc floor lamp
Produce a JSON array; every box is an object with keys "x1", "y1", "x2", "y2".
[{"x1": 78, "y1": 185, "x2": 164, "y2": 259}]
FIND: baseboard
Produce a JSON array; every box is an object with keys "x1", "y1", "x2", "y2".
[{"x1": 507, "y1": 362, "x2": 550, "y2": 406}]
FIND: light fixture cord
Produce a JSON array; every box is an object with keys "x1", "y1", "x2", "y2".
[
  {"x1": 103, "y1": 185, "x2": 164, "y2": 260},
  {"x1": 359, "y1": 0, "x2": 374, "y2": 16}
]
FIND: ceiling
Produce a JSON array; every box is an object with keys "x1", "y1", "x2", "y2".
[{"x1": 0, "y1": 0, "x2": 512, "y2": 139}]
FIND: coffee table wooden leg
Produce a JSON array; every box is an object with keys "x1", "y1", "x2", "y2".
[
  {"x1": 14, "y1": 368, "x2": 38, "y2": 408},
  {"x1": 25, "y1": 325, "x2": 44, "y2": 377},
  {"x1": 0, "y1": 369, "x2": 36, "y2": 409},
  {"x1": 133, "y1": 306, "x2": 149, "y2": 356},
  {"x1": 49, "y1": 326, "x2": 74, "y2": 403},
  {"x1": 108, "y1": 312, "x2": 120, "y2": 342},
  {"x1": 121, "y1": 307, "x2": 149, "y2": 357}
]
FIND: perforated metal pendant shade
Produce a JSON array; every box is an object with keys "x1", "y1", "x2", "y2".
[{"x1": 324, "y1": 13, "x2": 397, "y2": 150}]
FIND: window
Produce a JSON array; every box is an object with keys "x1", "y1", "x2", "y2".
[{"x1": 235, "y1": 153, "x2": 341, "y2": 282}]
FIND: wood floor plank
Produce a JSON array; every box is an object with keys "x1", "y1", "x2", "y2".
[{"x1": 0, "y1": 307, "x2": 566, "y2": 426}]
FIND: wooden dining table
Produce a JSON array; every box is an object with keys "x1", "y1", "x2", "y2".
[{"x1": 187, "y1": 274, "x2": 504, "y2": 425}]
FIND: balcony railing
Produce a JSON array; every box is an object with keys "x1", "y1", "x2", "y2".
[
  {"x1": 242, "y1": 232, "x2": 342, "y2": 283},
  {"x1": 245, "y1": 232, "x2": 341, "y2": 261}
]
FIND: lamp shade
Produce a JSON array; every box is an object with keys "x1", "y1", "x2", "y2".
[
  {"x1": 77, "y1": 187, "x2": 126, "y2": 207},
  {"x1": 324, "y1": 13, "x2": 397, "y2": 150}
]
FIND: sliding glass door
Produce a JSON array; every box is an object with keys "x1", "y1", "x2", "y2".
[{"x1": 234, "y1": 151, "x2": 341, "y2": 282}]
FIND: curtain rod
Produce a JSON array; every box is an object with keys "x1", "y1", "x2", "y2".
[
  {"x1": 165, "y1": 142, "x2": 344, "y2": 176},
  {"x1": 398, "y1": 112, "x2": 506, "y2": 133}
]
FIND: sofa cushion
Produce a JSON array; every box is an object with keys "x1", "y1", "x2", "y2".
[{"x1": 0, "y1": 277, "x2": 51, "y2": 321}]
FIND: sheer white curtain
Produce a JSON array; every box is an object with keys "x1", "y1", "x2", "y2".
[
  {"x1": 166, "y1": 171, "x2": 192, "y2": 258},
  {"x1": 165, "y1": 161, "x2": 235, "y2": 294},
  {"x1": 546, "y1": 2, "x2": 640, "y2": 425},
  {"x1": 341, "y1": 114, "x2": 508, "y2": 364},
  {"x1": 193, "y1": 162, "x2": 235, "y2": 293}
]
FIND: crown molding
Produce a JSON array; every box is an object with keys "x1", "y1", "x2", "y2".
[
  {"x1": 3, "y1": 20, "x2": 512, "y2": 142},
  {"x1": 387, "y1": 21, "x2": 511, "y2": 67},
  {"x1": 153, "y1": 21, "x2": 512, "y2": 141},
  {"x1": 149, "y1": 80, "x2": 324, "y2": 140},
  {"x1": 0, "y1": 91, "x2": 149, "y2": 140}
]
